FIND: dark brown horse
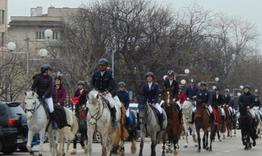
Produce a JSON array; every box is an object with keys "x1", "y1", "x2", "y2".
[
  {"x1": 162, "y1": 90, "x2": 182, "y2": 156},
  {"x1": 195, "y1": 103, "x2": 213, "y2": 152},
  {"x1": 223, "y1": 104, "x2": 233, "y2": 138}
]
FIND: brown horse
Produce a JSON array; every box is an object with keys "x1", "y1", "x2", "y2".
[
  {"x1": 195, "y1": 103, "x2": 213, "y2": 152},
  {"x1": 162, "y1": 90, "x2": 182, "y2": 156},
  {"x1": 111, "y1": 104, "x2": 137, "y2": 156},
  {"x1": 223, "y1": 104, "x2": 233, "y2": 138}
]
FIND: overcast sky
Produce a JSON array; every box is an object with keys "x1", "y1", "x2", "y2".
[{"x1": 8, "y1": 0, "x2": 262, "y2": 49}]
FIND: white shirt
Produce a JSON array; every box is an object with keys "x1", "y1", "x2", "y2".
[
  {"x1": 100, "y1": 71, "x2": 105, "y2": 76},
  {"x1": 148, "y1": 82, "x2": 153, "y2": 90},
  {"x1": 169, "y1": 80, "x2": 173, "y2": 86}
]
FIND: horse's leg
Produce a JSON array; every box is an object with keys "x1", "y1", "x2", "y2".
[
  {"x1": 209, "y1": 129, "x2": 213, "y2": 151},
  {"x1": 184, "y1": 128, "x2": 188, "y2": 148},
  {"x1": 172, "y1": 132, "x2": 178, "y2": 155},
  {"x1": 139, "y1": 126, "x2": 145, "y2": 156},
  {"x1": 205, "y1": 131, "x2": 209, "y2": 150},
  {"x1": 196, "y1": 128, "x2": 201, "y2": 152},
  {"x1": 151, "y1": 135, "x2": 157, "y2": 156},
  {"x1": 162, "y1": 132, "x2": 166, "y2": 156},
  {"x1": 202, "y1": 132, "x2": 206, "y2": 149},
  {"x1": 26, "y1": 130, "x2": 34, "y2": 153},
  {"x1": 39, "y1": 129, "x2": 46, "y2": 156},
  {"x1": 88, "y1": 127, "x2": 94, "y2": 156}
]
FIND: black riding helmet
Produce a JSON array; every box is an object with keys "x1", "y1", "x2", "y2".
[
  {"x1": 54, "y1": 76, "x2": 62, "y2": 81},
  {"x1": 167, "y1": 70, "x2": 175, "y2": 76},
  {"x1": 145, "y1": 72, "x2": 155, "y2": 79},
  {"x1": 118, "y1": 81, "x2": 126, "y2": 88},
  {"x1": 200, "y1": 81, "x2": 207, "y2": 87},
  {"x1": 41, "y1": 64, "x2": 52, "y2": 73}
]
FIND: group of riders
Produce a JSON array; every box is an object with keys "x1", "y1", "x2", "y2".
[{"x1": 30, "y1": 57, "x2": 262, "y2": 153}]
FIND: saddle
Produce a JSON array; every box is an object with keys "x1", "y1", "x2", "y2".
[
  {"x1": 53, "y1": 105, "x2": 70, "y2": 129},
  {"x1": 149, "y1": 105, "x2": 165, "y2": 127}
]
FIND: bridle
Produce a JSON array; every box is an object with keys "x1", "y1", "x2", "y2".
[
  {"x1": 89, "y1": 94, "x2": 106, "y2": 126},
  {"x1": 25, "y1": 98, "x2": 41, "y2": 114}
]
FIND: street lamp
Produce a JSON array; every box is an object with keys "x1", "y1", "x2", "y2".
[
  {"x1": 181, "y1": 79, "x2": 186, "y2": 85},
  {"x1": 240, "y1": 85, "x2": 244, "y2": 89},
  {"x1": 7, "y1": 42, "x2": 16, "y2": 51},
  {"x1": 44, "y1": 29, "x2": 53, "y2": 39},
  {"x1": 212, "y1": 85, "x2": 217, "y2": 90},
  {"x1": 184, "y1": 68, "x2": 190, "y2": 74},
  {"x1": 215, "y1": 77, "x2": 219, "y2": 82},
  {"x1": 38, "y1": 48, "x2": 49, "y2": 57}
]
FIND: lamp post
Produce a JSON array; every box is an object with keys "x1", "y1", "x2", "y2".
[{"x1": 44, "y1": 29, "x2": 53, "y2": 40}]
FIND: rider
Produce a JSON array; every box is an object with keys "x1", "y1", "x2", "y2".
[
  {"x1": 71, "y1": 80, "x2": 88, "y2": 155},
  {"x1": 254, "y1": 89, "x2": 261, "y2": 108},
  {"x1": 238, "y1": 85, "x2": 256, "y2": 117},
  {"x1": 51, "y1": 76, "x2": 67, "y2": 106},
  {"x1": 185, "y1": 79, "x2": 199, "y2": 101},
  {"x1": 212, "y1": 88, "x2": 224, "y2": 124},
  {"x1": 31, "y1": 64, "x2": 58, "y2": 126},
  {"x1": 163, "y1": 70, "x2": 182, "y2": 123},
  {"x1": 238, "y1": 85, "x2": 258, "y2": 143},
  {"x1": 116, "y1": 81, "x2": 133, "y2": 125},
  {"x1": 91, "y1": 58, "x2": 117, "y2": 126},
  {"x1": 116, "y1": 81, "x2": 130, "y2": 110},
  {"x1": 141, "y1": 72, "x2": 164, "y2": 129},
  {"x1": 193, "y1": 82, "x2": 213, "y2": 123}
]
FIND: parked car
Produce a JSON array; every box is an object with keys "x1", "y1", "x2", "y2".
[
  {"x1": 7, "y1": 102, "x2": 28, "y2": 152},
  {"x1": 0, "y1": 102, "x2": 28, "y2": 154},
  {"x1": 0, "y1": 102, "x2": 18, "y2": 154}
]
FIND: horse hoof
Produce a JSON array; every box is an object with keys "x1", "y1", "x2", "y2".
[
  {"x1": 184, "y1": 145, "x2": 188, "y2": 148},
  {"x1": 194, "y1": 144, "x2": 198, "y2": 148},
  {"x1": 173, "y1": 151, "x2": 178, "y2": 155},
  {"x1": 197, "y1": 149, "x2": 201, "y2": 153}
]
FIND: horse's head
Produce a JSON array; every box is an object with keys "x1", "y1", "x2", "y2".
[
  {"x1": 24, "y1": 91, "x2": 39, "y2": 120},
  {"x1": 87, "y1": 89, "x2": 102, "y2": 111},
  {"x1": 162, "y1": 90, "x2": 174, "y2": 107}
]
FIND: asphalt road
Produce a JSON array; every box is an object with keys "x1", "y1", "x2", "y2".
[{"x1": 3, "y1": 131, "x2": 262, "y2": 156}]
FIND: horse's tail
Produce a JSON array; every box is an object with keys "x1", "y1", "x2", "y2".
[{"x1": 63, "y1": 112, "x2": 79, "y2": 141}]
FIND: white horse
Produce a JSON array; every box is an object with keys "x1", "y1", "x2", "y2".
[
  {"x1": 253, "y1": 107, "x2": 262, "y2": 138},
  {"x1": 87, "y1": 89, "x2": 121, "y2": 156},
  {"x1": 181, "y1": 100, "x2": 197, "y2": 148},
  {"x1": 47, "y1": 106, "x2": 79, "y2": 156},
  {"x1": 24, "y1": 91, "x2": 48, "y2": 156}
]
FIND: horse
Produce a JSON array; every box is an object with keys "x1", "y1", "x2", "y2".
[
  {"x1": 47, "y1": 106, "x2": 79, "y2": 156},
  {"x1": 111, "y1": 105, "x2": 137, "y2": 156},
  {"x1": 87, "y1": 89, "x2": 121, "y2": 156},
  {"x1": 24, "y1": 91, "x2": 48, "y2": 156},
  {"x1": 194, "y1": 103, "x2": 213, "y2": 152},
  {"x1": 211, "y1": 105, "x2": 223, "y2": 142},
  {"x1": 253, "y1": 106, "x2": 262, "y2": 138},
  {"x1": 239, "y1": 106, "x2": 257, "y2": 150},
  {"x1": 138, "y1": 101, "x2": 167, "y2": 156},
  {"x1": 223, "y1": 104, "x2": 234, "y2": 138},
  {"x1": 161, "y1": 90, "x2": 183, "y2": 155},
  {"x1": 181, "y1": 100, "x2": 197, "y2": 148}
]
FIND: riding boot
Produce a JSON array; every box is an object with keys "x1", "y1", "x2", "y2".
[
  {"x1": 159, "y1": 113, "x2": 164, "y2": 130},
  {"x1": 190, "y1": 112, "x2": 195, "y2": 124},
  {"x1": 110, "y1": 107, "x2": 118, "y2": 127},
  {"x1": 49, "y1": 112, "x2": 58, "y2": 129},
  {"x1": 210, "y1": 113, "x2": 214, "y2": 124},
  {"x1": 179, "y1": 110, "x2": 183, "y2": 124}
]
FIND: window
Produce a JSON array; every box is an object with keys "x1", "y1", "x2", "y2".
[
  {"x1": 0, "y1": 10, "x2": 4, "y2": 24},
  {"x1": 53, "y1": 31, "x2": 59, "y2": 40},
  {"x1": 36, "y1": 31, "x2": 45, "y2": 40}
]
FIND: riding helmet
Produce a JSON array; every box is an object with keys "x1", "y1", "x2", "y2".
[
  {"x1": 98, "y1": 58, "x2": 109, "y2": 66},
  {"x1": 145, "y1": 72, "x2": 155, "y2": 79},
  {"x1": 167, "y1": 70, "x2": 175, "y2": 76},
  {"x1": 118, "y1": 81, "x2": 126, "y2": 87},
  {"x1": 41, "y1": 64, "x2": 52, "y2": 73},
  {"x1": 77, "y1": 80, "x2": 85, "y2": 86}
]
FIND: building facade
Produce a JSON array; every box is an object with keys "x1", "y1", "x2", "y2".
[
  {"x1": 0, "y1": 0, "x2": 8, "y2": 47},
  {"x1": 7, "y1": 7, "x2": 79, "y2": 58}
]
